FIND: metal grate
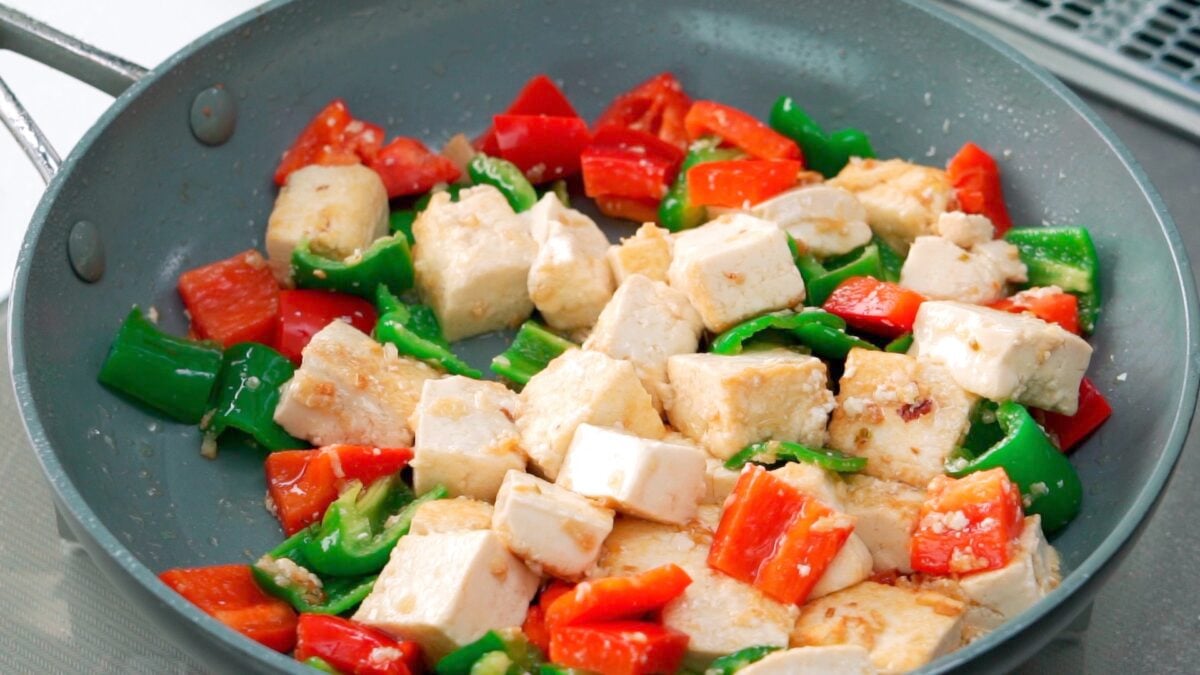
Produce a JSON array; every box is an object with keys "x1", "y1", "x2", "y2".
[{"x1": 941, "y1": 0, "x2": 1200, "y2": 139}]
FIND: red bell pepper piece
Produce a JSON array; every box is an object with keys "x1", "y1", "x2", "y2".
[
  {"x1": 475, "y1": 74, "x2": 581, "y2": 155},
  {"x1": 686, "y1": 159, "x2": 801, "y2": 208},
  {"x1": 367, "y1": 137, "x2": 462, "y2": 198},
  {"x1": 990, "y1": 287, "x2": 1081, "y2": 335},
  {"x1": 708, "y1": 466, "x2": 854, "y2": 605},
  {"x1": 549, "y1": 622, "x2": 689, "y2": 675},
  {"x1": 1034, "y1": 378, "x2": 1113, "y2": 452},
  {"x1": 594, "y1": 196, "x2": 662, "y2": 224},
  {"x1": 274, "y1": 100, "x2": 387, "y2": 185},
  {"x1": 159, "y1": 564, "x2": 298, "y2": 652},
  {"x1": 595, "y1": 72, "x2": 692, "y2": 150},
  {"x1": 177, "y1": 250, "x2": 280, "y2": 347},
  {"x1": 947, "y1": 142, "x2": 1013, "y2": 235},
  {"x1": 295, "y1": 614, "x2": 424, "y2": 675},
  {"x1": 822, "y1": 276, "x2": 927, "y2": 338},
  {"x1": 546, "y1": 564, "x2": 692, "y2": 628},
  {"x1": 581, "y1": 146, "x2": 677, "y2": 202},
  {"x1": 523, "y1": 580, "x2": 575, "y2": 654},
  {"x1": 591, "y1": 126, "x2": 686, "y2": 169},
  {"x1": 684, "y1": 101, "x2": 802, "y2": 161},
  {"x1": 493, "y1": 114, "x2": 592, "y2": 183},
  {"x1": 265, "y1": 445, "x2": 414, "y2": 535},
  {"x1": 275, "y1": 290, "x2": 377, "y2": 364},
  {"x1": 910, "y1": 468, "x2": 1025, "y2": 576}
]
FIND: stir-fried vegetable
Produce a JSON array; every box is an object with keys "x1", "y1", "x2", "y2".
[
  {"x1": 769, "y1": 96, "x2": 875, "y2": 177},
  {"x1": 203, "y1": 342, "x2": 303, "y2": 451},
  {"x1": 291, "y1": 234, "x2": 414, "y2": 298}
]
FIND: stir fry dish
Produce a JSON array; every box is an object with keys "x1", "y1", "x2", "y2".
[{"x1": 98, "y1": 72, "x2": 1112, "y2": 674}]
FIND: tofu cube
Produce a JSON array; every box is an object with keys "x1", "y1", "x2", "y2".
[
  {"x1": 409, "y1": 498, "x2": 494, "y2": 536},
  {"x1": 558, "y1": 424, "x2": 706, "y2": 525},
  {"x1": 911, "y1": 301, "x2": 1093, "y2": 414},
  {"x1": 828, "y1": 158, "x2": 956, "y2": 254},
  {"x1": 492, "y1": 470, "x2": 615, "y2": 580},
  {"x1": 410, "y1": 376, "x2": 526, "y2": 501},
  {"x1": 738, "y1": 645, "x2": 877, "y2": 675},
  {"x1": 934, "y1": 211, "x2": 994, "y2": 248},
  {"x1": 666, "y1": 351, "x2": 835, "y2": 459},
  {"x1": 703, "y1": 457, "x2": 741, "y2": 505},
  {"x1": 751, "y1": 185, "x2": 873, "y2": 257},
  {"x1": 527, "y1": 193, "x2": 616, "y2": 331},
  {"x1": 974, "y1": 239, "x2": 1028, "y2": 284},
  {"x1": 770, "y1": 461, "x2": 844, "y2": 507},
  {"x1": 582, "y1": 274, "x2": 704, "y2": 411},
  {"x1": 828, "y1": 348, "x2": 976, "y2": 488},
  {"x1": 353, "y1": 530, "x2": 539, "y2": 662},
  {"x1": 668, "y1": 214, "x2": 806, "y2": 332},
  {"x1": 792, "y1": 581, "x2": 965, "y2": 675},
  {"x1": 274, "y1": 321, "x2": 439, "y2": 447},
  {"x1": 595, "y1": 513, "x2": 799, "y2": 670},
  {"x1": 900, "y1": 236, "x2": 1006, "y2": 304},
  {"x1": 838, "y1": 474, "x2": 925, "y2": 573},
  {"x1": 517, "y1": 350, "x2": 664, "y2": 480},
  {"x1": 412, "y1": 185, "x2": 536, "y2": 340},
  {"x1": 266, "y1": 164, "x2": 390, "y2": 283},
  {"x1": 608, "y1": 222, "x2": 673, "y2": 284},
  {"x1": 958, "y1": 515, "x2": 1061, "y2": 633}
]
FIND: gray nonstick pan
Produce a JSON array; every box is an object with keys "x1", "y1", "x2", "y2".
[{"x1": 6, "y1": 0, "x2": 1197, "y2": 672}]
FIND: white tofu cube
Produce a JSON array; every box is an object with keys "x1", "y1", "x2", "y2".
[
  {"x1": 595, "y1": 514, "x2": 799, "y2": 670},
  {"x1": 274, "y1": 321, "x2": 439, "y2": 447},
  {"x1": 353, "y1": 530, "x2": 539, "y2": 662},
  {"x1": 911, "y1": 301, "x2": 1093, "y2": 414},
  {"x1": 900, "y1": 236, "x2": 1006, "y2": 304},
  {"x1": 751, "y1": 185, "x2": 873, "y2": 257},
  {"x1": 409, "y1": 498, "x2": 494, "y2": 536},
  {"x1": 608, "y1": 222, "x2": 673, "y2": 284},
  {"x1": 792, "y1": 581, "x2": 965, "y2": 675},
  {"x1": 738, "y1": 645, "x2": 877, "y2": 675},
  {"x1": 666, "y1": 351, "x2": 835, "y2": 459},
  {"x1": 492, "y1": 470, "x2": 615, "y2": 580},
  {"x1": 703, "y1": 457, "x2": 741, "y2": 505},
  {"x1": 517, "y1": 350, "x2": 664, "y2": 480},
  {"x1": 558, "y1": 424, "x2": 706, "y2": 525},
  {"x1": 266, "y1": 164, "x2": 390, "y2": 283},
  {"x1": 410, "y1": 376, "x2": 526, "y2": 501},
  {"x1": 828, "y1": 349, "x2": 975, "y2": 488},
  {"x1": 527, "y1": 193, "x2": 616, "y2": 331},
  {"x1": 582, "y1": 274, "x2": 704, "y2": 411},
  {"x1": 958, "y1": 515, "x2": 1061, "y2": 633},
  {"x1": 934, "y1": 211, "x2": 994, "y2": 248},
  {"x1": 412, "y1": 185, "x2": 536, "y2": 340},
  {"x1": 838, "y1": 474, "x2": 925, "y2": 573},
  {"x1": 828, "y1": 158, "x2": 956, "y2": 254},
  {"x1": 668, "y1": 214, "x2": 806, "y2": 332},
  {"x1": 770, "y1": 461, "x2": 844, "y2": 507}
]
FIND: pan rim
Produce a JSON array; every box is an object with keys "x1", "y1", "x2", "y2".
[{"x1": 7, "y1": 0, "x2": 1199, "y2": 672}]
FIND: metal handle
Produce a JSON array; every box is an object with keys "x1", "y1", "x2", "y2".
[{"x1": 0, "y1": 4, "x2": 148, "y2": 184}]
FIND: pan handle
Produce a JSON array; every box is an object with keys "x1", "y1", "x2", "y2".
[{"x1": 0, "y1": 4, "x2": 148, "y2": 183}]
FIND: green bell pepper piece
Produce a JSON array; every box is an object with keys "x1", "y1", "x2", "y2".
[
  {"x1": 804, "y1": 244, "x2": 885, "y2": 307},
  {"x1": 414, "y1": 184, "x2": 466, "y2": 212},
  {"x1": 374, "y1": 288, "x2": 481, "y2": 378},
  {"x1": 469, "y1": 651, "x2": 514, "y2": 675},
  {"x1": 202, "y1": 342, "x2": 304, "y2": 450},
  {"x1": 946, "y1": 401, "x2": 1083, "y2": 531},
  {"x1": 538, "y1": 667, "x2": 592, "y2": 675},
  {"x1": 437, "y1": 628, "x2": 542, "y2": 675},
  {"x1": 1004, "y1": 227, "x2": 1100, "y2": 333},
  {"x1": 490, "y1": 321, "x2": 578, "y2": 385},
  {"x1": 301, "y1": 478, "x2": 448, "y2": 577},
  {"x1": 469, "y1": 154, "x2": 538, "y2": 212},
  {"x1": 435, "y1": 631, "x2": 509, "y2": 675},
  {"x1": 292, "y1": 234, "x2": 414, "y2": 298},
  {"x1": 710, "y1": 309, "x2": 844, "y2": 355},
  {"x1": 791, "y1": 322, "x2": 878, "y2": 360},
  {"x1": 97, "y1": 308, "x2": 223, "y2": 424},
  {"x1": 251, "y1": 527, "x2": 378, "y2": 615},
  {"x1": 769, "y1": 96, "x2": 875, "y2": 178},
  {"x1": 390, "y1": 209, "x2": 417, "y2": 246},
  {"x1": 704, "y1": 645, "x2": 781, "y2": 675},
  {"x1": 548, "y1": 179, "x2": 571, "y2": 207},
  {"x1": 872, "y1": 235, "x2": 905, "y2": 283},
  {"x1": 659, "y1": 138, "x2": 745, "y2": 232},
  {"x1": 884, "y1": 333, "x2": 914, "y2": 354},
  {"x1": 957, "y1": 400, "x2": 1005, "y2": 458},
  {"x1": 725, "y1": 440, "x2": 866, "y2": 473},
  {"x1": 303, "y1": 656, "x2": 340, "y2": 673}
]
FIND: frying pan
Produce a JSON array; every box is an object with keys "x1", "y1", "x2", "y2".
[{"x1": 5, "y1": 0, "x2": 1197, "y2": 672}]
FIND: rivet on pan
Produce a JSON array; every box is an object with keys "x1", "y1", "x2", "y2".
[
  {"x1": 67, "y1": 220, "x2": 105, "y2": 283},
  {"x1": 190, "y1": 84, "x2": 237, "y2": 146}
]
